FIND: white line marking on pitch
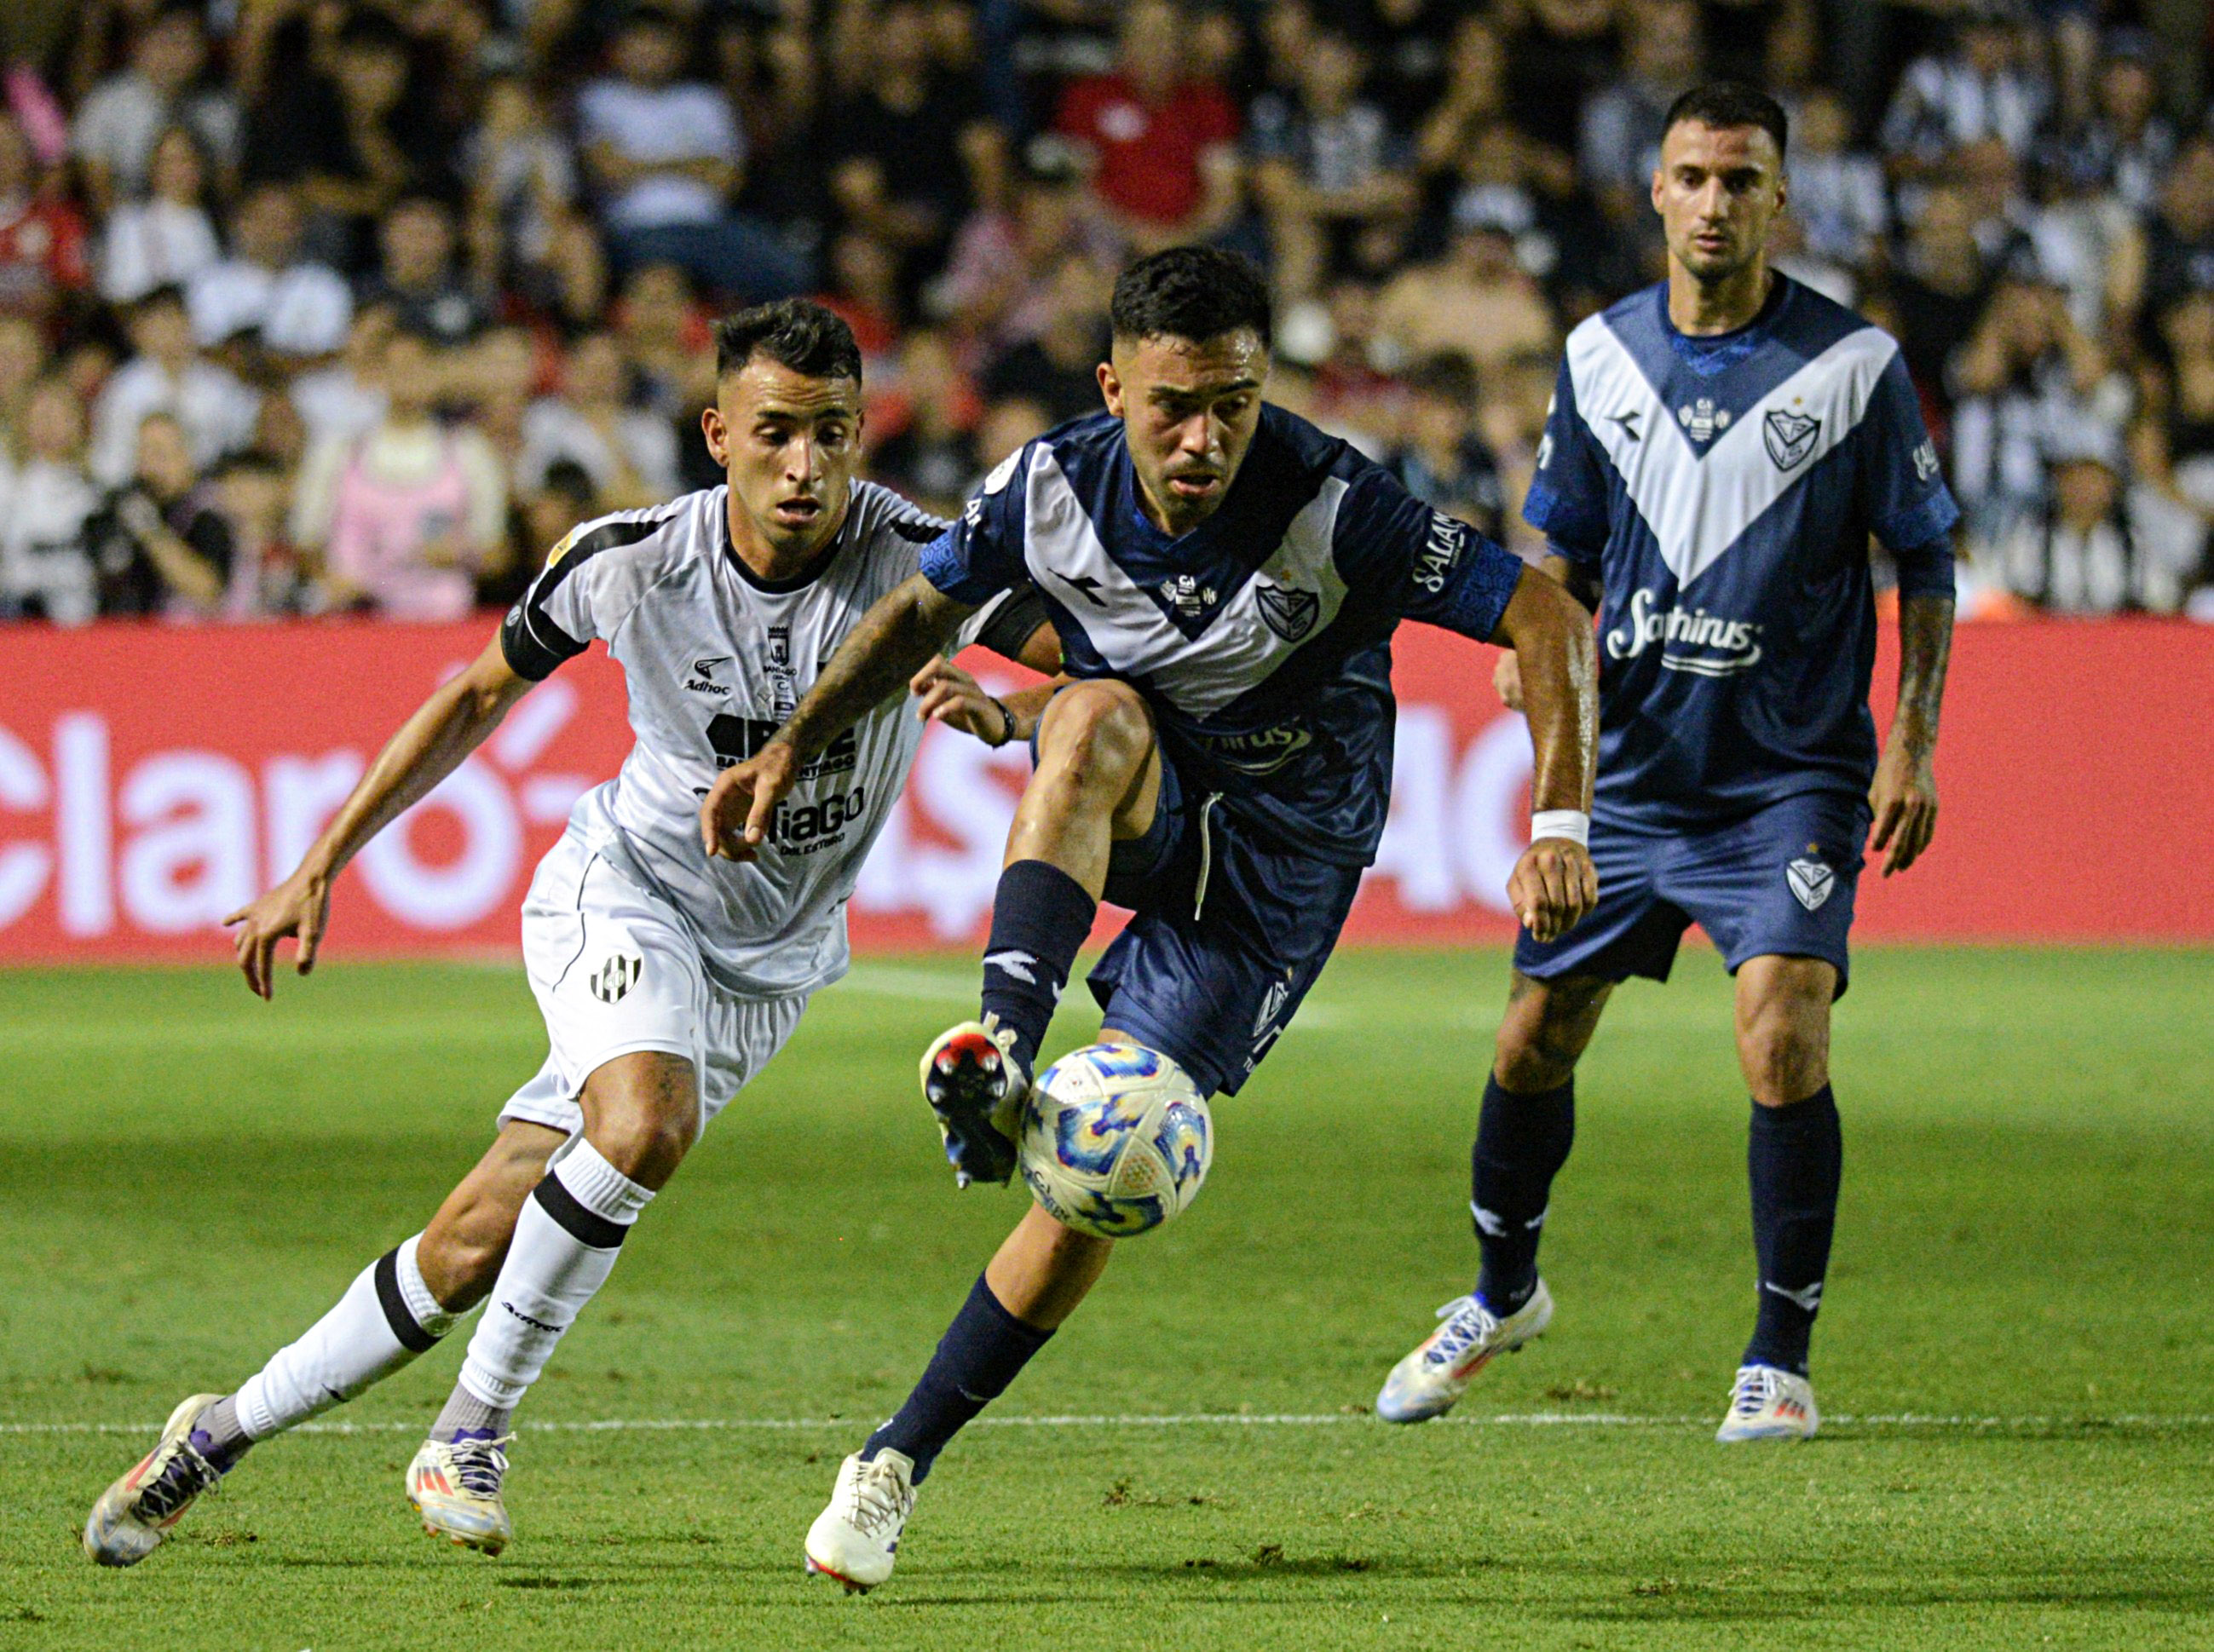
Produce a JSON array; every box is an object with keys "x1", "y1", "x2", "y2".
[{"x1": 9, "y1": 1413, "x2": 2214, "y2": 1436}]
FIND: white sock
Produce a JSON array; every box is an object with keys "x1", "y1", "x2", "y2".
[
  {"x1": 234, "y1": 1234, "x2": 459, "y2": 1440},
  {"x1": 454, "y1": 1140, "x2": 653, "y2": 1413}
]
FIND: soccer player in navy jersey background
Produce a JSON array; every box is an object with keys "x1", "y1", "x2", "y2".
[{"x1": 1375, "y1": 82, "x2": 1961, "y2": 1442}]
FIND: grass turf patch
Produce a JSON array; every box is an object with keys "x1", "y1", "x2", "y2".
[{"x1": 2, "y1": 946, "x2": 2211, "y2": 1649}]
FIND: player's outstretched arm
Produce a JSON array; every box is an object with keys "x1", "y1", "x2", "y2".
[
  {"x1": 1492, "y1": 552, "x2": 1597, "y2": 711},
  {"x1": 224, "y1": 633, "x2": 536, "y2": 999},
  {"x1": 1870, "y1": 592, "x2": 1954, "y2": 877},
  {"x1": 1493, "y1": 568, "x2": 1601, "y2": 943},
  {"x1": 701, "y1": 572, "x2": 977, "y2": 861}
]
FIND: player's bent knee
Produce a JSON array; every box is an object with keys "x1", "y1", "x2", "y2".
[
  {"x1": 1037, "y1": 682, "x2": 1154, "y2": 797},
  {"x1": 579, "y1": 1051, "x2": 701, "y2": 1186}
]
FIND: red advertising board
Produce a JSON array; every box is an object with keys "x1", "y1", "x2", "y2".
[{"x1": 0, "y1": 617, "x2": 2208, "y2": 964}]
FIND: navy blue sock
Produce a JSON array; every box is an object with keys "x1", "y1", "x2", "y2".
[
  {"x1": 1744, "y1": 1085, "x2": 1842, "y2": 1377},
  {"x1": 1471, "y1": 1075, "x2": 1576, "y2": 1315},
  {"x1": 978, "y1": 860, "x2": 1095, "y2": 1074},
  {"x1": 864, "y1": 1275, "x2": 1052, "y2": 1482}
]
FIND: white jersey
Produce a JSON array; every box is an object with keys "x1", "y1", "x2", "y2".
[{"x1": 500, "y1": 481, "x2": 1034, "y2": 997}]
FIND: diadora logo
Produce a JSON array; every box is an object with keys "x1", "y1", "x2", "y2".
[
  {"x1": 1762, "y1": 1279, "x2": 1824, "y2": 1313},
  {"x1": 1205, "y1": 722, "x2": 1312, "y2": 776},
  {"x1": 589, "y1": 952, "x2": 642, "y2": 1004},
  {"x1": 1762, "y1": 407, "x2": 1820, "y2": 471},
  {"x1": 1411, "y1": 512, "x2": 1466, "y2": 595},
  {"x1": 1158, "y1": 573, "x2": 1217, "y2": 618},
  {"x1": 1785, "y1": 855, "x2": 1834, "y2": 912},
  {"x1": 1610, "y1": 409, "x2": 1643, "y2": 442},
  {"x1": 1912, "y1": 438, "x2": 1940, "y2": 483},
  {"x1": 1604, "y1": 588, "x2": 1763, "y2": 676},
  {"x1": 1254, "y1": 579, "x2": 1318, "y2": 642},
  {"x1": 683, "y1": 655, "x2": 733, "y2": 697},
  {"x1": 1677, "y1": 397, "x2": 1732, "y2": 443}
]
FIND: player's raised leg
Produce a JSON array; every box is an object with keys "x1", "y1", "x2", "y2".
[
  {"x1": 83, "y1": 1121, "x2": 561, "y2": 1567},
  {"x1": 923, "y1": 679, "x2": 1162, "y2": 1184},
  {"x1": 412, "y1": 1051, "x2": 696, "y2": 1552},
  {"x1": 1718, "y1": 953, "x2": 1838, "y2": 1442},
  {"x1": 1377, "y1": 971, "x2": 1611, "y2": 1422}
]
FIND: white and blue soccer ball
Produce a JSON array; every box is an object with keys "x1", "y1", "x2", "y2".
[{"x1": 1017, "y1": 1043, "x2": 1213, "y2": 1239}]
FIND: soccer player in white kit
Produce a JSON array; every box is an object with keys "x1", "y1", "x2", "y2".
[{"x1": 83, "y1": 300, "x2": 1058, "y2": 1567}]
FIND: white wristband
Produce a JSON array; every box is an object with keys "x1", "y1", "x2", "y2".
[{"x1": 1531, "y1": 809, "x2": 1590, "y2": 849}]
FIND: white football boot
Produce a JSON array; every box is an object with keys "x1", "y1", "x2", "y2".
[
  {"x1": 406, "y1": 1433, "x2": 516, "y2": 1554},
  {"x1": 804, "y1": 1449, "x2": 917, "y2": 1592},
  {"x1": 1375, "y1": 1281, "x2": 1554, "y2": 1423},
  {"x1": 83, "y1": 1392, "x2": 227, "y2": 1567},
  {"x1": 1715, "y1": 1364, "x2": 1819, "y2": 1442}
]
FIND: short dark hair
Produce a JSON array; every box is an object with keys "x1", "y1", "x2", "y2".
[
  {"x1": 1110, "y1": 246, "x2": 1272, "y2": 351},
  {"x1": 713, "y1": 298, "x2": 863, "y2": 384},
  {"x1": 1663, "y1": 82, "x2": 1789, "y2": 160}
]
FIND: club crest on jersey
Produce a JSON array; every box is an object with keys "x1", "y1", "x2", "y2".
[
  {"x1": 1677, "y1": 397, "x2": 1732, "y2": 443},
  {"x1": 1786, "y1": 856, "x2": 1834, "y2": 912},
  {"x1": 1763, "y1": 408, "x2": 1821, "y2": 471},
  {"x1": 1255, "y1": 579, "x2": 1319, "y2": 642},
  {"x1": 762, "y1": 625, "x2": 799, "y2": 717},
  {"x1": 1158, "y1": 573, "x2": 1218, "y2": 619},
  {"x1": 589, "y1": 953, "x2": 642, "y2": 1004}
]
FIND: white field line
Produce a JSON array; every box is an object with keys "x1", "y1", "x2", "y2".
[{"x1": 9, "y1": 1413, "x2": 2214, "y2": 1437}]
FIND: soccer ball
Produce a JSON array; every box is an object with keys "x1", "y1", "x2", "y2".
[{"x1": 1017, "y1": 1043, "x2": 1213, "y2": 1239}]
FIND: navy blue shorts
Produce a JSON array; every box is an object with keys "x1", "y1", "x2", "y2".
[
  {"x1": 1513, "y1": 791, "x2": 1871, "y2": 996},
  {"x1": 1086, "y1": 749, "x2": 1363, "y2": 1098}
]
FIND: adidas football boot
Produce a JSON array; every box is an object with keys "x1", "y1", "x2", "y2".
[
  {"x1": 1715, "y1": 1364, "x2": 1819, "y2": 1442},
  {"x1": 1375, "y1": 1281, "x2": 1554, "y2": 1423},
  {"x1": 920, "y1": 1016, "x2": 1027, "y2": 1187},
  {"x1": 406, "y1": 1430, "x2": 516, "y2": 1554},
  {"x1": 804, "y1": 1448, "x2": 916, "y2": 1593},
  {"x1": 83, "y1": 1392, "x2": 227, "y2": 1567}
]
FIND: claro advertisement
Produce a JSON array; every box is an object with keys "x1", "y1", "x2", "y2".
[{"x1": 1, "y1": 618, "x2": 2209, "y2": 961}]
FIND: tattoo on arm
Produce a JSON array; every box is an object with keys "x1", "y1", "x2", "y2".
[
  {"x1": 775, "y1": 573, "x2": 973, "y2": 760},
  {"x1": 1892, "y1": 594, "x2": 1954, "y2": 759}
]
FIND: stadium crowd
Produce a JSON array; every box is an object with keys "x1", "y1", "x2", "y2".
[{"x1": 0, "y1": 0, "x2": 2209, "y2": 626}]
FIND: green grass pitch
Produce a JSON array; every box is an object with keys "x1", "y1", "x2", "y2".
[{"x1": 2, "y1": 946, "x2": 2211, "y2": 1649}]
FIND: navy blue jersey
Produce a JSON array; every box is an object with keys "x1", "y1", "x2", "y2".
[
  {"x1": 1524, "y1": 274, "x2": 1959, "y2": 830},
  {"x1": 924, "y1": 404, "x2": 1525, "y2": 866}
]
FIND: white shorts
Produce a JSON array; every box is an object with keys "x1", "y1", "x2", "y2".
[{"x1": 498, "y1": 832, "x2": 810, "y2": 1137}]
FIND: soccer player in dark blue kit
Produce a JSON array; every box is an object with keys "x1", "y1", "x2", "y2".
[
  {"x1": 702, "y1": 246, "x2": 1604, "y2": 1588},
  {"x1": 1374, "y1": 83, "x2": 1960, "y2": 1442}
]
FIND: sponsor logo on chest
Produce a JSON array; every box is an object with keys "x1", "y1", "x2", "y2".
[{"x1": 1605, "y1": 587, "x2": 1763, "y2": 676}]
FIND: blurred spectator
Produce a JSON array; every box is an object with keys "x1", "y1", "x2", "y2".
[
  {"x1": 934, "y1": 135, "x2": 1119, "y2": 354},
  {"x1": 1786, "y1": 89, "x2": 1888, "y2": 272},
  {"x1": 71, "y1": 3, "x2": 237, "y2": 213},
  {"x1": 2133, "y1": 291, "x2": 2214, "y2": 525},
  {"x1": 980, "y1": 250, "x2": 1110, "y2": 426},
  {"x1": 518, "y1": 331, "x2": 678, "y2": 512},
  {"x1": 359, "y1": 197, "x2": 489, "y2": 350},
  {"x1": 291, "y1": 302, "x2": 395, "y2": 447},
  {"x1": 84, "y1": 408, "x2": 228, "y2": 616},
  {"x1": 464, "y1": 73, "x2": 596, "y2": 325},
  {"x1": 1994, "y1": 430, "x2": 2205, "y2": 613},
  {"x1": 1889, "y1": 182, "x2": 1994, "y2": 395},
  {"x1": 0, "y1": 110, "x2": 89, "y2": 320},
  {"x1": 1950, "y1": 259, "x2": 2130, "y2": 539},
  {"x1": 1383, "y1": 351, "x2": 1508, "y2": 545},
  {"x1": 292, "y1": 328, "x2": 508, "y2": 621},
  {"x1": 1879, "y1": 3, "x2": 2048, "y2": 181},
  {"x1": 210, "y1": 450, "x2": 312, "y2": 618},
  {"x1": 1578, "y1": 0, "x2": 1702, "y2": 226},
  {"x1": 2130, "y1": 136, "x2": 2214, "y2": 346},
  {"x1": 827, "y1": 0, "x2": 1003, "y2": 277},
  {"x1": 816, "y1": 229, "x2": 907, "y2": 394},
  {"x1": 1053, "y1": 0, "x2": 1242, "y2": 249},
  {"x1": 1503, "y1": 0, "x2": 1619, "y2": 158},
  {"x1": 499, "y1": 455, "x2": 599, "y2": 610},
  {"x1": 972, "y1": 394, "x2": 1051, "y2": 484},
  {"x1": 0, "y1": 315, "x2": 47, "y2": 459},
  {"x1": 1414, "y1": 15, "x2": 1513, "y2": 181},
  {"x1": 1375, "y1": 204, "x2": 1555, "y2": 378},
  {"x1": 870, "y1": 328, "x2": 981, "y2": 518},
  {"x1": 2057, "y1": 32, "x2": 2175, "y2": 216},
  {"x1": 187, "y1": 182, "x2": 353, "y2": 365},
  {"x1": 98, "y1": 124, "x2": 217, "y2": 305},
  {"x1": 89, "y1": 284, "x2": 260, "y2": 487},
  {"x1": 1249, "y1": 25, "x2": 1418, "y2": 304},
  {"x1": 0, "y1": 376, "x2": 101, "y2": 622},
  {"x1": 579, "y1": 5, "x2": 805, "y2": 303}
]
